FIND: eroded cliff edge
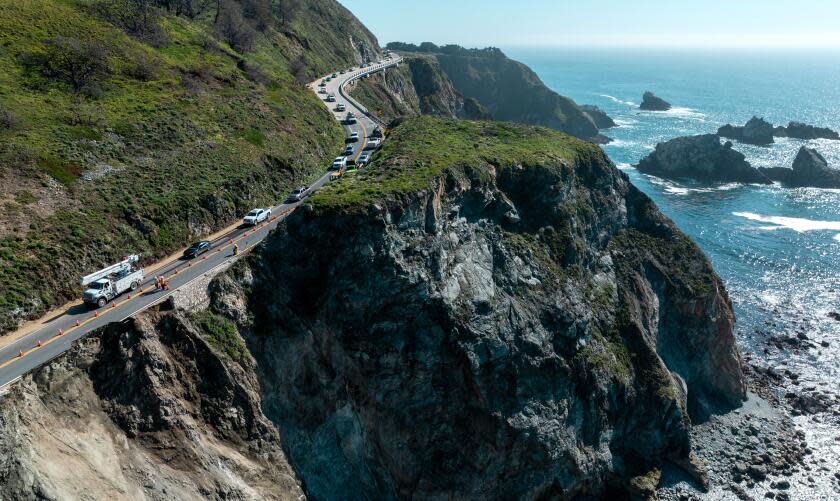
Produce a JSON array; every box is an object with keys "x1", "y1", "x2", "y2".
[{"x1": 220, "y1": 117, "x2": 746, "y2": 498}]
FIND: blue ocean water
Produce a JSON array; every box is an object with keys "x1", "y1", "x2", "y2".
[{"x1": 509, "y1": 48, "x2": 840, "y2": 496}]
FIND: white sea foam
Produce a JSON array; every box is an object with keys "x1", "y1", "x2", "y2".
[
  {"x1": 647, "y1": 177, "x2": 741, "y2": 195},
  {"x1": 599, "y1": 94, "x2": 637, "y2": 107},
  {"x1": 615, "y1": 162, "x2": 634, "y2": 170},
  {"x1": 614, "y1": 118, "x2": 638, "y2": 127},
  {"x1": 603, "y1": 139, "x2": 638, "y2": 148},
  {"x1": 659, "y1": 106, "x2": 707, "y2": 121},
  {"x1": 834, "y1": 234, "x2": 840, "y2": 243},
  {"x1": 734, "y1": 212, "x2": 840, "y2": 233}
]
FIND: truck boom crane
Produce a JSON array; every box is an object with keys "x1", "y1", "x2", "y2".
[
  {"x1": 80, "y1": 255, "x2": 140, "y2": 286},
  {"x1": 80, "y1": 255, "x2": 144, "y2": 308}
]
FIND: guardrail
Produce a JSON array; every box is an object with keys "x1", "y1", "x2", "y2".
[{"x1": 338, "y1": 58, "x2": 401, "y2": 129}]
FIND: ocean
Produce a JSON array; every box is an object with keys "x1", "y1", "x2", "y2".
[{"x1": 507, "y1": 48, "x2": 840, "y2": 497}]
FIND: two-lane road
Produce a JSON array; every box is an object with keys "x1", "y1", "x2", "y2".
[{"x1": 0, "y1": 56, "x2": 401, "y2": 389}]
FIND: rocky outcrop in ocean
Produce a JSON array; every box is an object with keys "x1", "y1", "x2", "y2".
[
  {"x1": 717, "y1": 117, "x2": 775, "y2": 145},
  {"x1": 637, "y1": 134, "x2": 772, "y2": 184},
  {"x1": 774, "y1": 121, "x2": 840, "y2": 140},
  {"x1": 759, "y1": 146, "x2": 840, "y2": 188},
  {"x1": 719, "y1": 118, "x2": 839, "y2": 144},
  {"x1": 580, "y1": 104, "x2": 617, "y2": 128},
  {"x1": 640, "y1": 91, "x2": 671, "y2": 111}
]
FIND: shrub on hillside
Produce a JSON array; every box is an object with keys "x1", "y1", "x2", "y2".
[
  {"x1": 90, "y1": 0, "x2": 169, "y2": 48},
  {"x1": 0, "y1": 108, "x2": 18, "y2": 129},
  {"x1": 215, "y1": 0, "x2": 256, "y2": 52},
  {"x1": 20, "y1": 37, "x2": 111, "y2": 94},
  {"x1": 242, "y1": 0, "x2": 272, "y2": 31},
  {"x1": 125, "y1": 50, "x2": 161, "y2": 81}
]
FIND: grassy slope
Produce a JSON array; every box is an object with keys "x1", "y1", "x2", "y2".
[
  {"x1": 311, "y1": 115, "x2": 603, "y2": 212},
  {"x1": 0, "y1": 0, "x2": 370, "y2": 333},
  {"x1": 283, "y1": 0, "x2": 381, "y2": 78}
]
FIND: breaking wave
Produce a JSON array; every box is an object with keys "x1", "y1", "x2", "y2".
[{"x1": 734, "y1": 212, "x2": 840, "y2": 236}]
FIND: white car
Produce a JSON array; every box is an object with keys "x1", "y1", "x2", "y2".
[
  {"x1": 326, "y1": 94, "x2": 336, "y2": 102},
  {"x1": 243, "y1": 208, "x2": 271, "y2": 226},
  {"x1": 331, "y1": 156, "x2": 347, "y2": 170},
  {"x1": 335, "y1": 103, "x2": 346, "y2": 112},
  {"x1": 357, "y1": 153, "x2": 371, "y2": 166},
  {"x1": 364, "y1": 138, "x2": 382, "y2": 150},
  {"x1": 346, "y1": 131, "x2": 359, "y2": 142}
]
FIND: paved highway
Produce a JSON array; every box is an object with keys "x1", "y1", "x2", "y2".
[{"x1": 0, "y1": 55, "x2": 401, "y2": 389}]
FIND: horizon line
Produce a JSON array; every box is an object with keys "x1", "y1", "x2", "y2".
[{"x1": 383, "y1": 41, "x2": 840, "y2": 52}]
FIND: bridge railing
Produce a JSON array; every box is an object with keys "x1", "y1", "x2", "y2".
[{"x1": 338, "y1": 59, "x2": 401, "y2": 129}]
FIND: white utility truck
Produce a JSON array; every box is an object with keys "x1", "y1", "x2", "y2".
[{"x1": 81, "y1": 254, "x2": 144, "y2": 308}]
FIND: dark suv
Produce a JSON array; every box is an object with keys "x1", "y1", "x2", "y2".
[{"x1": 183, "y1": 240, "x2": 211, "y2": 259}]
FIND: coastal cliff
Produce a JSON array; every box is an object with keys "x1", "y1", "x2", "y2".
[
  {"x1": 0, "y1": 117, "x2": 746, "y2": 499},
  {"x1": 345, "y1": 55, "x2": 490, "y2": 122},
  {"x1": 225, "y1": 117, "x2": 744, "y2": 498},
  {"x1": 350, "y1": 43, "x2": 608, "y2": 143}
]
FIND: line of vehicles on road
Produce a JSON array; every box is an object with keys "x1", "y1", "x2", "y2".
[{"x1": 78, "y1": 62, "x2": 390, "y2": 309}]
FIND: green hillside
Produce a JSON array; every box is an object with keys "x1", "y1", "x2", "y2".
[{"x1": 0, "y1": 0, "x2": 379, "y2": 334}]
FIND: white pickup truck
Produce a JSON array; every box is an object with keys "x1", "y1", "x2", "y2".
[{"x1": 81, "y1": 255, "x2": 144, "y2": 308}]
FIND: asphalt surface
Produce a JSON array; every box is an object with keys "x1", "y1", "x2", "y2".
[{"x1": 0, "y1": 56, "x2": 402, "y2": 388}]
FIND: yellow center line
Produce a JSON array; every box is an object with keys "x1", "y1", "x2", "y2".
[{"x1": 0, "y1": 208, "x2": 297, "y2": 370}]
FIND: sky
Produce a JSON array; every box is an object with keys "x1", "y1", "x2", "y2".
[{"x1": 339, "y1": 0, "x2": 840, "y2": 49}]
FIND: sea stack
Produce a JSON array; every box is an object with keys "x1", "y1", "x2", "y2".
[
  {"x1": 717, "y1": 117, "x2": 775, "y2": 145},
  {"x1": 787, "y1": 146, "x2": 840, "y2": 188},
  {"x1": 775, "y1": 121, "x2": 840, "y2": 140},
  {"x1": 636, "y1": 134, "x2": 771, "y2": 184},
  {"x1": 639, "y1": 91, "x2": 671, "y2": 111}
]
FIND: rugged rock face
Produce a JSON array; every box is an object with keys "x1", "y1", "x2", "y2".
[
  {"x1": 211, "y1": 117, "x2": 745, "y2": 499},
  {"x1": 0, "y1": 311, "x2": 302, "y2": 500},
  {"x1": 346, "y1": 56, "x2": 490, "y2": 123},
  {"x1": 774, "y1": 121, "x2": 840, "y2": 140},
  {"x1": 717, "y1": 117, "x2": 775, "y2": 145},
  {"x1": 760, "y1": 146, "x2": 840, "y2": 188},
  {"x1": 581, "y1": 104, "x2": 617, "y2": 129},
  {"x1": 380, "y1": 43, "x2": 606, "y2": 143},
  {"x1": 640, "y1": 91, "x2": 671, "y2": 111},
  {"x1": 637, "y1": 134, "x2": 771, "y2": 184}
]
